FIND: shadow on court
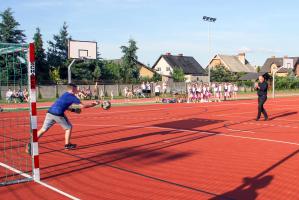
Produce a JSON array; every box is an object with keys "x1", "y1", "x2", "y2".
[
  {"x1": 210, "y1": 149, "x2": 299, "y2": 200},
  {"x1": 40, "y1": 127, "x2": 224, "y2": 180},
  {"x1": 153, "y1": 118, "x2": 224, "y2": 130},
  {"x1": 269, "y1": 111, "x2": 297, "y2": 120}
]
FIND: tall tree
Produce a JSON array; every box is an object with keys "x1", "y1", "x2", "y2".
[
  {"x1": 0, "y1": 8, "x2": 26, "y2": 43},
  {"x1": 33, "y1": 27, "x2": 49, "y2": 83},
  {"x1": 47, "y1": 22, "x2": 71, "y2": 79},
  {"x1": 101, "y1": 61, "x2": 121, "y2": 82},
  {"x1": 120, "y1": 39, "x2": 139, "y2": 83},
  {"x1": 172, "y1": 67, "x2": 185, "y2": 82},
  {"x1": 93, "y1": 65, "x2": 101, "y2": 81}
]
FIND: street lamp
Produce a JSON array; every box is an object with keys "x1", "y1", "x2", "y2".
[{"x1": 203, "y1": 16, "x2": 217, "y2": 85}]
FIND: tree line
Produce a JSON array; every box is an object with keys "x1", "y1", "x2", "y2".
[{"x1": 0, "y1": 8, "x2": 161, "y2": 85}]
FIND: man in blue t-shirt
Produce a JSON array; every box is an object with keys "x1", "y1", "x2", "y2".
[{"x1": 27, "y1": 83, "x2": 99, "y2": 152}]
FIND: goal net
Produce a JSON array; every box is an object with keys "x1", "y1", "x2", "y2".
[{"x1": 0, "y1": 43, "x2": 39, "y2": 186}]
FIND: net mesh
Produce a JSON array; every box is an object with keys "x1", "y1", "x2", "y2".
[{"x1": 0, "y1": 43, "x2": 32, "y2": 186}]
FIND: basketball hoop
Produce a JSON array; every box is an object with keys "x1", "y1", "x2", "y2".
[{"x1": 67, "y1": 40, "x2": 97, "y2": 83}]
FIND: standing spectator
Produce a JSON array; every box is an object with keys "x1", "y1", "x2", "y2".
[
  {"x1": 23, "y1": 88, "x2": 29, "y2": 102},
  {"x1": 218, "y1": 83, "x2": 223, "y2": 101},
  {"x1": 162, "y1": 81, "x2": 167, "y2": 97},
  {"x1": 141, "y1": 82, "x2": 146, "y2": 95},
  {"x1": 191, "y1": 84, "x2": 196, "y2": 103},
  {"x1": 230, "y1": 83, "x2": 234, "y2": 99},
  {"x1": 6, "y1": 88, "x2": 13, "y2": 103},
  {"x1": 224, "y1": 83, "x2": 229, "y2": 101},
  {"x1": 85, "y1": 87, "x2": 92, "y2": 100},
  {"x1": 94, "y1": 82, "x2": 99, "y2": 100},
  {"x1": 136, "y1": 86, "x2": 145, "y2": 98},
  {"x1": 146, "y1": 82, "x2": 151, "y2": 97},
  {"x1": 124, "y1": 87, "x2": 129, "y2": 99},
  {"x1": 110, "y1": 90, "x2": 114, "y2": 100},
  {"x1": 212, "y1": 83, "x2": 216, "y2": 98},
  {"x1": 12, "y1": 90, "x2": 19, "y2": 103},
  {"x1": 233, "y1": 84, "x2": 239, "y2": 100},
  {"x1": 154, "y1": 82, "x2": 161, "y2": 103},
  {"x1": 187, "y1": 84, "x2": 192, "y2": 103},
  {"x1": 215, "y1": 84, "x2": 221, "y2": 102},
  {"x1": 18, "y1": 88, "x2": 24, "y2": 103},
  {"x1": 100, "y1": 89, "x2": 104, "y2": 100},
  {"x1": 196, "y1": 83, "x2": 201, "y2": 103}
]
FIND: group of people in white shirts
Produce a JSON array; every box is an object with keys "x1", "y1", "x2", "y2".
[
  {"x1": 123, "y1": 81, "x2": 167, "y2": 102},
  {"x1": 5, "y1": 88, "x2": 29, "y2": 103},
  {"x1": 187, "y1": 82, "x2": 239, "y2": 103}
]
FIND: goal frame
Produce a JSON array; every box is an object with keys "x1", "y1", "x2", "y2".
[{"x1": 0, "y1": 42, "x2": 39, "y2": 186}]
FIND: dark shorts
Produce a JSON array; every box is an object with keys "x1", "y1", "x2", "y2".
[{"x1": 155, "y1": 92, "x2": 160, "y2": 96}]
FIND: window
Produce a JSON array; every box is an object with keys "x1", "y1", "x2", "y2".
[
  {"x1": 157, "y1": 67, "x2": 161, "y2": 71},
  {"x1": 287, "y1": 63, "x2": 291, "y2": 68},
  {"x1": 166, "y1": 67, "x2": 170, "y2": 71}
]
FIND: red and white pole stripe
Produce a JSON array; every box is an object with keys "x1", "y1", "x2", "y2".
[{"x1": 28, "y1": 43, "x2": 40, "y2": 181}]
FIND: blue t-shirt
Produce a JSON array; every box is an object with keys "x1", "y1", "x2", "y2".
[{"x1": 48, "y1": 92, "x2": 81, "y2": 116}]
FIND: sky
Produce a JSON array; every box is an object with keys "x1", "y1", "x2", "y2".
[{"x1": 1, "y1": 0, "x2": 299, "y2": 67}]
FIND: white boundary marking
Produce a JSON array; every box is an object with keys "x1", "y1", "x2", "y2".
[
  {"x1": 73, "y1": 123, "x2": 299, "y2": 147},
  {"x1": 0, "y1": 162, "x2": 80, "y2": 200}
]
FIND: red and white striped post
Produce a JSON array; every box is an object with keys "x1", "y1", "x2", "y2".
[{"x1": 28, "y1": 43, "x2": 40, "y2": 181}]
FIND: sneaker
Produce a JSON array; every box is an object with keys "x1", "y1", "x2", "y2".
[
  {"x1": 25, "y1": 143, "x2": 31, "y2": 155},
  {"x1": 64, "y1": 143, "x2": 77, "y2": 150}
]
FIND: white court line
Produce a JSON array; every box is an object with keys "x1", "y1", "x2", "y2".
[
  {"x1": 79, "y1": 97, "x2": 299, "y2": 117},
  {"x1": 73, "y1": 123, "x2": 299, "y2": 147},
  {"x1": 224, "y1": 128, "x2": 255, "y2": 134},
  {"x1": 215, "y1": 105, "x2": 299, "y2": 117},
  {"x1": 80, "y1": 102, "x2": 256, "y2": 116},
  {"x1": 0, "y1": 162, "x2": 80, "y2": 200}
]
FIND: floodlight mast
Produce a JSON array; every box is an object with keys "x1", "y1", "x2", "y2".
[{"x1": 203, "y1": 16, "x2": 217, "y2": 85}]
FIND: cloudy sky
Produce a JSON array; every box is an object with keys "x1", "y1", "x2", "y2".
[{"x1": 1, "y1": 0, "x2": 298, "y2": 67}]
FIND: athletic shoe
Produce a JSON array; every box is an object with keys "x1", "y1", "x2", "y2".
[
  {"x1": 25, "y1": 143, "x2": 31, "y2": 155},
  {"x1": 64, "y1": 143, "x2": 77, "y2": 150}
]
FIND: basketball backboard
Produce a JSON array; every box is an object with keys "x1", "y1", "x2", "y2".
[
  {"x1": 283, "y1": 58, "x2": 293, "y2": 69},
  {"x1": 68, "y1": 40, "x2": 97, "y2": 59}
]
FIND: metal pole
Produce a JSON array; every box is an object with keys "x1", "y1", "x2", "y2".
[
  {"x1": 272, "y1": 71, "x2": 276, "y2": 99},
  {"x1": 68, "y1": 59, "x2": 76, "y2": 84},
  {"x1": 203, "y1": 16, "x2": 216, "y2": 86},
  {"x1": 208, "y1": 22, "x2": 211, "y2": 86}
]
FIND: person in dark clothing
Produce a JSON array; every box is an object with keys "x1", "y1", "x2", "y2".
[{"x1": 255, "y1": 75, "x2": 268, "y2": 121}]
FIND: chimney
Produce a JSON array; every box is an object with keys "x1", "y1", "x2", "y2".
[
  {"x1": 238, "y1": 52, "x2": 246, "y2": 65},
  {"x1": 166, "y1": 52, "x2": 171, "y2": 56},
  {"x1": 271, "y1": 56, "x2": 275, "y2": 58},
  {"x1": 284, "y1": 55, "x2": 288, "y2": 58},
  {"x1": 178, "y1": 53, "x2": 183, "y2": 56}
]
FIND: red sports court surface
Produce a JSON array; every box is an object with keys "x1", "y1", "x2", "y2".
[{"x1": 1, "y1": 97, "x2": 299, "y2": 200}]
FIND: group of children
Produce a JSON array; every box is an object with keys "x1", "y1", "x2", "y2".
[
  {"x1": 187, "y1": 82, "x2": 239, "y2": 103},
  {"x1": 5, "y1": 88, "x2": 29, "y2": 103},
  {"x1": 123, "y1": 81, "x2": 168, "y2": 101},
  {"x1": 76, "y1": 86, "x2": 92, "y2": 100}
]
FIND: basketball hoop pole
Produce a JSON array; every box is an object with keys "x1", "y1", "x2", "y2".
[
  {"x1": 68, "y1": 59, "x2": 76, "y2": 84},
  {"x1": 272, "y1": 69, "x2": 277, "y2": 99}
]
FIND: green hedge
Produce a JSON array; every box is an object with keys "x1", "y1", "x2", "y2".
[{"x1": 275, "y1": 76, "x2": 299, "y2": 90}]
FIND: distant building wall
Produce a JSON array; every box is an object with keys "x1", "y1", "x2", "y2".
[
  {"x1": 139, "y1": 66, "x2": 154, "y2": 78},
  {"x1": 154, "y1": 57, "x2": 172, "y2": 76}
]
